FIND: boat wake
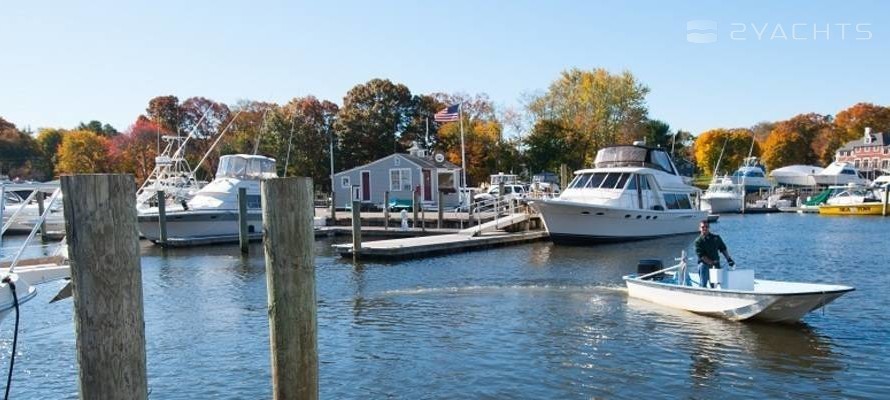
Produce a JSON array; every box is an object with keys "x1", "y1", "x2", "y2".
[{"x1": 378, "y1": 283, "x2": 627, "y2": 297}]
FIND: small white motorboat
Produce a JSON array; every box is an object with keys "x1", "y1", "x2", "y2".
[
  {"x1": 623, "y1": 252, "x2": 854, "y2": 323},
  {"x1": 0, "y1": 273, "x2": 37, "y2": 323}
]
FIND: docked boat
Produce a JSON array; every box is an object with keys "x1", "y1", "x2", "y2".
[
  {"x1": 769, "y1": 165, "x2": 823, "y2": 187},
  {"x1": 0, "y1": 273, "x2": 37, "y2": 323},
  {"x1": 1, "y1": 184, "x2": 64, "y2": 235},
  {"x1": 818, "y1": 184, "x2": 886, "y2": 215},
  {"x1": 730, "y1": 157, "x2": 771, "y2": 193},
  {"x1": 810, "y1": 162, "x2": 869, "y2": 187},
  {"x1": 137, "y1": 154, "x2": 277, "y2": 241},
  {"x1": 136, "y1": 135, "x2": 207, "y2": 212},
  {"x1": 623, "y1": 253, "x2": 854, "y2": 323},
  {"x1": 531, "y1": 144, "x2": 706, "y2": 244},
  {"x1": 700, "y1": 176, "x2": 744, "y2": 213}
]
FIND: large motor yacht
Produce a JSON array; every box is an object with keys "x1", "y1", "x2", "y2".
[
  {"x1": 138, "y1": 154, "x2": 277, "y2": 241},
  {"x1": 531, "y1": 144, "x2": 706, "y2": 244},
  {"x1": 730, "y1": 157, "x2": 771, "y2": 193},
  {"x1": 810, "y1": 161, "x2": 870, "y2": 187},
  {"x1": 700, "y1": 175, "x2": 744, "y2": 213}
]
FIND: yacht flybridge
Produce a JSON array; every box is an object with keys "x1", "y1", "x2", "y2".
[
  {"x1": 531, "y1": 144, "x2": 706, "y2": 244},
  {"x1": 138, "y1": 154, "x2": 277, "y2": 241}
]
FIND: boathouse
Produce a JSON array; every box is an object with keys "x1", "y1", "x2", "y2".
[
  {"x1": 332, "y1": 143, "x2": 463, "y2": 210},
  {"x1": 835, "y1": 127, "x2": 890, "y2": 177}
]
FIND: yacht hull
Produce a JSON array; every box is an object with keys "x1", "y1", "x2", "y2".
[
  {"x1": 700, "y1": 196, "x2": 743, "y2": 214},
  {"x1": 818, "y1": 203, "x2": 884, "y2": 216},
  {"x1": 624, "y1": 276, "x2": 853, "y2": 323},
  {"x1": 534, "y1": 199, "x2": 706, "y2": 244},
  {"x1": 138, "y1": 209, "x2": 264, "y2": 241}
]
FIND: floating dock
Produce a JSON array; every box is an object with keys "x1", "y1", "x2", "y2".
[{"x1": 332, "y1": 230, "x2": 549, "y2": 260}]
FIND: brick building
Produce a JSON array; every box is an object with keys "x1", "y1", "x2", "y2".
[{"x1": 835, "y1": 127, "x2": 890, "y2": 178}]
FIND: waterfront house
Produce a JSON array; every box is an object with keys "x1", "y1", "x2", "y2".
[
  {"x1": 332, "y1": 143, "x2": 463, "y2": 210},
  {"x1": 835, "y1": 127, "x2": 890, "y2": 178}
]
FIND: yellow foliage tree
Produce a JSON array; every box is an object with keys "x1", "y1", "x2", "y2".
[
  {"x1": 761, "y1": 128, "x2": 810, "y2": 170},
  {"x1": 55, "y1": 130, "x2": 110, "y2": 174},
  {"x1": 437, "y1": 119, "x2": 502, "y2": 186},
  {"x1": 693, "y1": 128, "x2": 758, "y2": 176}
]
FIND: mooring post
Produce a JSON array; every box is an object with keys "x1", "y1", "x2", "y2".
[
  {"x1": 437, "y1": 191, "x2": 444, "y2": 229},
  {"x1": 412, "y1": 190, "x2": 419, "y2": 229},
  {"x1": 262, "y1": 177, "x2": 318, "y2": 400},
  {"x1": 351, "y1": 200, "x2": 362, "y2": 258},
  {"x1": 157, "y1": 190, "x2": 167, "y2": 245},
  {"x1": 330, "y1": 190, "x2": 336, "y2": 226},
  {"x1": 61, "y1": 174, "x2": 147, "y2": 400},
  {"x1": 238, "y1": 187, "x2": 249, "y2": 253},
  {"x1": 36, "y1": 190, "x2": 47, "y2": 242},
  {"x1": 383, "y1": 191, "x2": 390, "y2": 230}
]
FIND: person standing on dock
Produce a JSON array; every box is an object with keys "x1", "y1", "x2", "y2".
[{"x1": 694, "y1": 220, "x2": 734, "y2": 288}]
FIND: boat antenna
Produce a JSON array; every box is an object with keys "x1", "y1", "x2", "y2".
[
  {"x1": 191, "y1": 109, "x2": 243, "y2": 178},
  {"x1": 670, "y1": 130, "x2": 677, "y2": 158},
  {"x1": 253, "y1": 107, "x2": 272, "y2": 155},
  {"x1": 713, "y1": 138, "x2": 728, "y2": 177},
  {"x1": 746, "y1": 131, "x2": 756, "y2": 162},
  {"x1": 283, "y1": 108, "x2": 298, "y2": 177}
]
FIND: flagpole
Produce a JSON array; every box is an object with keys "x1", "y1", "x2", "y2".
[{"x1": 459, "y1": 104, "x2": 467, "y2": 195}]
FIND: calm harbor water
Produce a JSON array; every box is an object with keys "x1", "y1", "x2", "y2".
[{"x1": 1, "y1": 213, "x2": 888, "y2": 398}]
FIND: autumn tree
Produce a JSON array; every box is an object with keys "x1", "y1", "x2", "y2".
[
  {"x1": 106, "y1": 119, "x2": 167, "y2": 183},
  {"x1": 760, "y1": 113, "x2": 831, "y2": 169},
  {"x1": 828, "y1": 102, "x2": 890, "y2": 163},
  {"x1": 56, "y1": 130, "x2": 110, "y2": 174},
  {"x1": 334, "y1": 79, "x2": 416, "y2": 168},
  {"x1": 145, "y1": 95, "x2": 182, "y2": 134},
  {"x1": 761, "y1": 129, "x2": 810, "y2": 170},
  {"x1": 527, "y1": 68, "x2": 649, "y2": 165},
  {"x1": 35, "y1": 128, "x2": 67, "y2": 179},
  {"x1": 524, "y1": 119, "x2": 582, "y2": 174},
  {"x1": 438, "y1": 118, "x2": 504, "y2": 186},
  {"x1": 693, "y1": 128, "x2": 758, "y2": 176},
  {"x1": 0, "y1": 116, "x2": 42, "y2": 179},
  {"x1": 266, "y1": 96, "x2": 339, "y2": 189}
]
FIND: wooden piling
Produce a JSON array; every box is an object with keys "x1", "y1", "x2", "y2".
[
  {"x1": 238, "y1": 187, "x2": 249, "y2": 253},
  {"x1": 412, "y1": 190, "x2": 419, "y2": 228},
  {"x1": 157, "y1": 190, "x2": 168, "y2": 245},
  {"x1": 36, "y1": 191, "x2": 47, "y2": 242},
  {"x1": 351, "y1": 200, "x2": 362, "y2": 255},
  {"x1": 61, "y1": 174, "x2": 147, "y2": 400},
  {"x1": 883, "y1": 187, "x2": 888, "y2": 217},
  {"x1": 262, "y1": 177, "x2": 318, "y2": 400},
  {"x1": 383, "y1": 191, "x2": 390, "y2": 230},
  {"x1": 330, "y1": 191, "x2": 336, "y2": 225},
  {"x1": 437, "y1": 191, "x2": 444, "y2": 229}
]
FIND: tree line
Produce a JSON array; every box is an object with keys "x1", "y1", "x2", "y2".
[{"x1": 2, "y1": 68, "x2": 887, "y2": 189}]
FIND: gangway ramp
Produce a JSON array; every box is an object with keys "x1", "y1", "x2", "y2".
[{"x1": 459, "y1": 213, "x2": 531, "y2": 236}]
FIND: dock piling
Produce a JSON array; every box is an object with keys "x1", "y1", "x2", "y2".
[
  {"x1": 36, "y1": 191, "x2": 47, "y2": 242},
  {"x1": 262, "y1": 177, "x2": 318, "y2": 400},
  {"x1": 157, "y1": 190, "x2": 168, "y2": 245},
  {"x1": 438, "y1": 191, "x2": 444, "y2": 229},
  {"x1": 883, "y1": 188, "x2": 888, "y2": 216},
  {"x1": 238, "y1": 187, "x2": 249, "y2": 253},
  {"x1": 352, "y1": 200, "x2": 362, "y2": 256},
  {"x1": 61, "y1": 174, "x2": 148, "y2": 400},
  {"x1": 383, "y1": 191, "x2": 390, "y2": 230},
  {"x1": 412, "y1": 190, "x2": 419, "y2": 228}
]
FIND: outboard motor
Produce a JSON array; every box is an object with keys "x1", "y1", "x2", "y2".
[{"x1": 637, "y1": 259, "x2": 664, "y2": 280}]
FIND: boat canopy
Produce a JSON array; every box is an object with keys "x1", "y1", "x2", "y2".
[
  {"x1": 594, "y1": 146, "x2": 677, "y2": 175},
  {"x1": 216, "y1": 155, "x2": 277, "y2": 179}
]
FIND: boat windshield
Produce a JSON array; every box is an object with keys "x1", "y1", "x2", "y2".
[
  {"x1": 216, "y1": 155, "x2": 277, "y2": 179},
  {"x1": 594, "y1": 146, "x2": 676, "y2": 174}
]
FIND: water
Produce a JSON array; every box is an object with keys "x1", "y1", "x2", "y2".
[{"x1": 1, "y1": 213, "x2": 888, "y2": 399}]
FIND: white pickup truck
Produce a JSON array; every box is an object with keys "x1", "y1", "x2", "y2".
[{"x1": 473, "y1": 184, "x2": 529, "y2": 204}]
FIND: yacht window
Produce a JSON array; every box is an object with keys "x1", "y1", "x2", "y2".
[
  {"x1": 626, "y1": 174, "x2": 637, "y2": 190},
  {"x1": 678, "y1": 194, "x2": 692, "y2": 209},
  {"x1": 227, "y1": 157, "x2": 247, "y2": 178},
  {"x1": 646, "y1": 175, "x2": 659, "y2": 191},
  {"x1": 842, "y1": 169, "x2": 856, "y2": 175},
  {"x1": 504, "y1": 186, "x2": 513, "y2": 194},
  {"x1": 662, "y1": 193, "x2": 691, "y2": 209},
  {"x1": 601, "y1": 173, "x2": 620, "y2": 189},
  {"x1": 650, "y1": 151, "x2": 676, "y2": 174},
  {"x1": 614, "y1": 173, "x2": 630, "y2": 189},
  {"x1": 587, "y1": 173, "x2": 607, "y2": 188},
  {"x1": 746, "y1": 171, "x2": 764, "y2": 178},
  {"x1": 569, "y1": 173, "x2": 590, "y2": 189},
  {"x1": 640, "y1": 174, "x2": 651, "y2": 190},
  {"x1": 246, "y1": 159, "x2": 263, "y2": 177}
]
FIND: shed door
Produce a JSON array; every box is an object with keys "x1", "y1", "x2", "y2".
[
  {"x1": 361, "y1": 171, "x2": 371, "y2": 202},
  {"x1": 423, "y1": 169, "x2": 432, "y2": 201}
]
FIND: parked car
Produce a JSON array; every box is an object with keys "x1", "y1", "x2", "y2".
[{"x1": 473, "y1": 184, "x2": 529, "y2": 204}]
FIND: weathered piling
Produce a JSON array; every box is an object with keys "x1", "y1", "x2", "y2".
[
  {"x1": 383, "y1": 191, "x2": 390, "y2": 230},
  {"x1": 438, "y1": 191, "x2": 444, "y2": 229},
  {"x1": 351, "y1": 200, "x2": 362, "y2": 256},
  {"x1": 238, "y1": 187, "x2": 249, "y2": 253},
  {"x1": 61, "y1": 174, "x2": 148, "y2": 400},
  {"x1": 330, "y1": 191, "x2": 336, "y2": 225},
  {"x1": 262, "y1": 177, "x2": 318, "y2": 400},
  {"x1": 157, "y1": 190, "x2": 168, "y2": 245},
  {"x1": 412, "y1": 190, "x2": 419, "y2": 228},
  {"x1": 36, "y1": 191, "x2": 47, "y2": 242},
  {"x1": 883, "y1": 188, "x2": 889, "y2": 216}
]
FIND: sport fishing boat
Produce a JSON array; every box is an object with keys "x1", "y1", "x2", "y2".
[
  {"x1": 700, "y1": 176, "x2": 744, "y2": 213},
  {"x1": 531, "y1": 144, "x2": 706, "y2": 244},
  {"x1": 137, "y1": 154, "x2": 277, "y2": 241},
  {"x1": 623, "y1": 252, "x2": 855, "y2": 323},
  {"x1": 730, "y1": 157, "x2": 771, "y2": 193},
  {"x1": 810, "y1": 162, "x2": 869, "y2": 187}
]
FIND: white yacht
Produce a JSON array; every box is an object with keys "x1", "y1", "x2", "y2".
[
  {"x1": 531, "y1": 144, "x2": 706, "y2": 244},
  {"x1": 137, "y1": 154, "x2": 277, "y2": 241},
  {"x1": 810, "y1": 162, "x2": 870, "y2": 186},
  {"x1": 769, "y1": 165, "x2": 824, "y2": 187},
  {"x1": 730, "y1": 157, "x2": 771, "y2": 193},
  {"x1": 1, "y1": 184, "x2": 64, "y2": 234},
  {"x1": 135, "y1": 135, "x2": 207, "y2": 212},
  {"x1": 700, "y1": 176, "x2": 744, "y2": 213}
]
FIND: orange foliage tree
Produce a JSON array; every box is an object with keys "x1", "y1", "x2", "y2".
[
  {"x1": 761, "y1": 113, "x2": 831, "y2": 169},
  {"x1": 693, "y1": 128, "x2": 758, "y2": 176},
  {"x1": 107, "y1": 119, "x2": 166, "y2": 184}
]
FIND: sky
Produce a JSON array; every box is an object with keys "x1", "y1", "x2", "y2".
[{"x1": 2, "y1": 0, "x2": 889, "y2": 137}]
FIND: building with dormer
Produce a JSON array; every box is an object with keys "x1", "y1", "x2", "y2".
[{"x1": 834, "y1": 127, "x2": 890, "y2": 178}]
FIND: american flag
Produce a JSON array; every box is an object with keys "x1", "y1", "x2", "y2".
[{"x1": 434, "y1": 104, "x2": 460, "y2": 122}]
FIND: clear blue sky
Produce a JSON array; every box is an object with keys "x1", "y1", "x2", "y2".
[{"x1": 2, "y1": 0, "x2": 888, "y2": 136}]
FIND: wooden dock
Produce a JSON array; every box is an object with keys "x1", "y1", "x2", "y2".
[
  {"x1": 152, "y1": 226, "x2": 459, "y2": 247},
  {"x1": 332, "y1": 230, "x2": 549, "y2": 260}
]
